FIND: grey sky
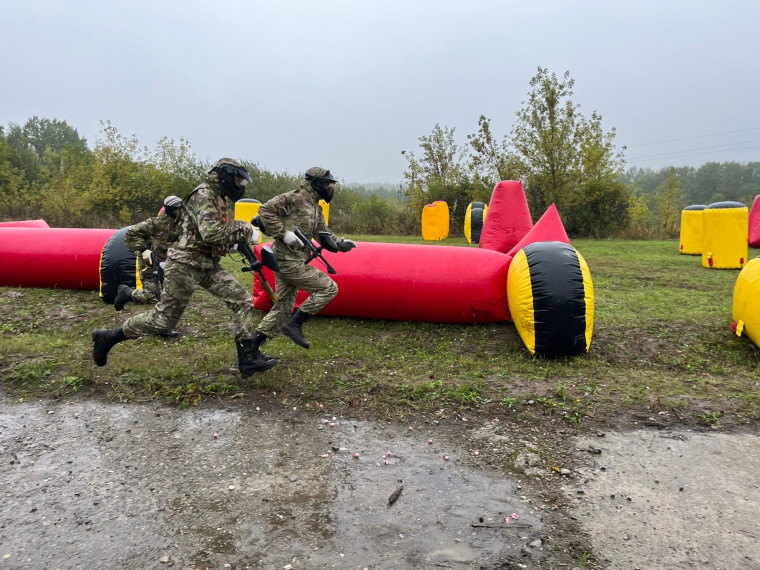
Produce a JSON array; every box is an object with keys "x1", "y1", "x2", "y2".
[{"x1": 2, "y1": 0, "x2": 759, "y2": 184}]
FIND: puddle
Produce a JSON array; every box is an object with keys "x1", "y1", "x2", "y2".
[{"x1": 0, "y1": 399, "x2": 551, "y2": 569}]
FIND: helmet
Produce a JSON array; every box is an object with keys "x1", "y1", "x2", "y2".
[
  {"x1": 209, "y1": 158, "x2": 252, "y2": 202},
  {"x1": 162, "y1": 195, "x2": 182, "y2": 220},
  {"x1": 305, "y1": 167, "x2": 338, "y2": 203}
]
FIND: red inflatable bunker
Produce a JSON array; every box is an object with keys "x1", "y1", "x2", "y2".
[
  {"x1": 254, "y1": 242, "x2": 511, "y2": 324},
  {"x1": 749, "y1": 195, "x2": 760, "y2": 248},
  {"x1": 0, "y1": 227, "x2": 116, "y2": 290},
  {"x1": 479, "y1": 180, "x2": 533, "y2": 253}
]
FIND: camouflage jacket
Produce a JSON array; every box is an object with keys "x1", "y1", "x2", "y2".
[
  {"x1": 258, "y1": 181, "x2": 341, "y2": 263},
  {"x1": 171, "y1": 172, "x2": 252, "y2": 264},
  {"x1": 125, "y1": 214, "x2": 180, "y2": 262}
]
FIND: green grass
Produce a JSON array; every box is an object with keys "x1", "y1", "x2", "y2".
[{"x1": 1, "y1": 238, "x2": 759, "y2": 430}]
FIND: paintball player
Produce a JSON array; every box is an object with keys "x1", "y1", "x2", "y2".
[
  {"x1": 249, "y1": 167, "x2": 356, "y2": 365},
  {"x1": 92, "y1": 158, "x2": 277, "y2": 377},
  {"x1": 114, "y1": 195, "x2": 183, "y2": 312}
]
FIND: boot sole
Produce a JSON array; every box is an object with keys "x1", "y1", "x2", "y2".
[
  {"x1": 240, "y1": 358, "x2": 278, "y2": 378},
  {"x1": 281, "y1": 325, "x2": 310, "y2": 349}
]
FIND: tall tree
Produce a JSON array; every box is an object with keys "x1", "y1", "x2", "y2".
[
  {"x1": 509, "y1": 68, "x2": 625, "y2": 217},
  {"x1": 654, "y1": 168, "x2": 684, "y2": 236},
  {"x1": 401, "y1": 124, "x2": 484, "y2": 233}
]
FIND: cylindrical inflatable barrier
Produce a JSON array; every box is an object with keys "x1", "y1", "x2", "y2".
[
  {"x1": 99, "y1": 227, "x2": 139, "y2": 304},
  {"x1": 0, "y1": 227, "x2": 117, "y2": 290},
  {"x1": 701, "y1": 201, "x2": 748, "y2": 269},
  {"x1": 464, "y1": 202, "x2": 487, "y2": 244},
  {"x1": 480, "y1": 181, "x2": 533, "y2": 253},
  {"x1": 748, "y1": 195, "x2": 760, "y2": 248},
  {"x1": 732, "y1": 256, "x2": 760, "y2": 348},
  {"x1": 421, "y1": 201, "x2": 449, "y2": 241},
  {"x1": 507, "y1": 241, "x2": 594, "y2": 357},
  {"x1": 253, "y1": 242, "x2": 511, "y2": 324},
  {"x1": 679, "y1": 205, "x2": 707, "y2": 255},
  {"x1": 0, "y1": 219, "x2": 51, "y2": 228},
  {"x1": 234, "y1": 199, "x2": 263, "y2": 244}
]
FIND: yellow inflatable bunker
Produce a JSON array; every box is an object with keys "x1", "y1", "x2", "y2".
[
  {"x1": 464, "y1": 201, "x2": 488, "y2": 244},
  {"x1": 702, "y1": 201, "x2": 748, "y2": 269},
  {"x1": 507, "y1": 241, "x2": 594, "y2": 357},
  {"x1": 732, "y1": 256, "x2": 760, "y2": 348},
  {"x1": 421, "y1": 201, "x2": 449, "y2": 241},
  {"x1": 234, "y1": 199, "x2": 263, "y2": 244},
  {"x1": 679, "y1": 204, "x2": 707, "y2": 255}
]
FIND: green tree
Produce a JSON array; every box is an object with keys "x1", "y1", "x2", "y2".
[
  {"x1": 401, "y1": 124, "x2": 478, "y2": 234},
  {"x1": 654, "y1": 168, "x2": 684, "y2": 236},
  {"x1": 468, "y1": 68, "x2": 626, "y2": 235},
  {"x1": 0, "y1": 131, "x2": 29, "y2": 220}
]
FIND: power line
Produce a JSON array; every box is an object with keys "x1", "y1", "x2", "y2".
[
  {"x1": 626, "y1": 126, "x2": 760, "y2": 148},
  {"x1": 628, "y1": 138, "x2": 760, "y2": 160},
  {"x1": 627, "y1": 143, "x2": 760, "y2": 163}
]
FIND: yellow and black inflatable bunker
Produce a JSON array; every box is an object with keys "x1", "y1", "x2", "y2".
[
  {"x1": 679, "y1": 204, "x2": 707, "y2": 255},
  {"x1": 234, "y1": 199, "x2": 263, "y2": 244},
  {"x1": 507, "y1": 241, "x2": 594, "y2": 357},
  {"x1": 99, "y1": 226, "x2": 139, "y2": 304},
  {"x1": 732, "y1": 256, "x2": 760, "y2": 348},
  {"x1": 464, "y1": 201, "x2": 488, "y2": 244},
  {"x1": 421, "y1": 200, "x2": 449, "y2": 241},
  {"x1": 702, "y1": 201, "x2": 748, "y2": 269}
]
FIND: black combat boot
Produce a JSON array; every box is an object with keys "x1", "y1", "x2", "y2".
[
  {"x1": 281, "y1": 309, "x2": 311, "y2": 349},
  {"x1": 92, "y1": 327, "x2": 128, "y2": 366},
  {"x1": 114, "y1": 284, "x2": 134, "y2": 311},
  {"x1": 237, "y1": 333, "x2": 277, "y2": 378}
]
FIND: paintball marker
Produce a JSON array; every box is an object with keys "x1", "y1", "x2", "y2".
[
  {"x1": 293, "y1": 227, "x2": 339, "y2": 275},
  {"x1": 238, "y1": 242, "x2": 280, "y2": 303},
  {"x1": 150, "y1": 251, "x2": 164, "y2": 301}
]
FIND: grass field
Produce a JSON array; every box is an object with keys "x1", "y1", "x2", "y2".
[{"x1": 1, "y1": 237, "x2": 758, "y2": 432}]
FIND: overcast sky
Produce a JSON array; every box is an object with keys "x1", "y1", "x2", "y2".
[{"x1": 2, "y1": 0, "x2": 759, "y2": 184}]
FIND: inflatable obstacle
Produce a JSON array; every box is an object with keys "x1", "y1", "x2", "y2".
[
  {"x1": 254, "y1": 241, "x2": 511, "y2": 324},
  {"x1": 732, "y1": 256, "x2": 760, "y2": 348},
  {"x1": 507, "y1": 241, "x2": 594, "y2": 357},
  {"x1": 421, "y1": 201, "x2": 449, "y2": 241},
  {"x1": 749, "y1": 195, "x2": 760, "y2": 248},
  {"x1": 464, "y1": 202, "x2": 487, "y2": 244},
  {"x1": 234, "y1": 199, "x2": 263, "y2": 244},
  {"x1": 479, "y1": 180, "x2": 533, "y2": 253},
  {"x1": 679, "y1": 204, "x2": 707, "y2": 255},
  {"x1": 701, "y1": 201, "x2": 748, "y2": 269},
  {"x1": 0, "y1": 226, "x2": 116, "y2": 290},
  {"x1": 99, "y1": 227, "x2": 139, "y2": 304}
]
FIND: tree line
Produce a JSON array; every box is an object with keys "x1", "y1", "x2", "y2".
[{"x1": 2, "y1": 67, "x2": 759, "y2": 237}]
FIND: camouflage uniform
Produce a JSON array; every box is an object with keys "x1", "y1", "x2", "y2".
[
  {"x1": 124, "y1": 214, "x2": 180, "y2": 304},
  {"x1": 255, "y1": 180, "x2": 343, "y2": 339},
  {"x1": 122, "y1": 171, "x2": 254, "y2": 339}
]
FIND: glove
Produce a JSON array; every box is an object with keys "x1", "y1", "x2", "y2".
[
  {"x1": 283, "y1": 230, "x2": 302, "y2": 247},
  {"x1": 338, "y1": 238, "x2": 356, "y2": 252},
  {"x1": 141, "y1": 250, "x2": 153, "y2": 264},
  {"x1": 250, "y1": 227, "x2": 261, "y2": 244}
]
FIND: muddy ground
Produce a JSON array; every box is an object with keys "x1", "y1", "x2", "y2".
[{"x1": 1, "y1": 392, "x2": 758, "y2": 570}]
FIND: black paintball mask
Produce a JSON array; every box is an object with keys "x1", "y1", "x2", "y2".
[
  {"x1": 305, "y1": 167, "x2": 338, "y2": 203},
  {"x1": 210, "y1": 158, "x2": 252, "y2": 202}
]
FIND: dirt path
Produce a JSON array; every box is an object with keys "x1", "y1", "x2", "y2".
[{"x1": 1, "y1": 396, "x2": 758, "y2": 569}]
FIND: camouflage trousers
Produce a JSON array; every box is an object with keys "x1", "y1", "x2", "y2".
[
  {"x1": 123, "y1": 257, "x2": 254, "y2": 340},
  {"x1": 132, "y1": 259, "x2": 160, "y2": 305},
  {"x1": 256, "y1": 260, "x2": 337, "y2": 339}
]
